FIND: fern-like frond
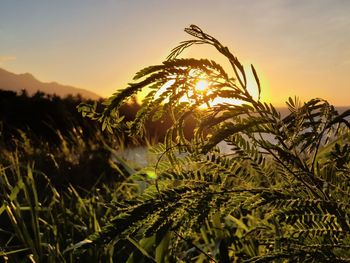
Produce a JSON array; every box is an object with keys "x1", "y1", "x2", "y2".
[{"x1": 76, "y1": 25, "x2": 350, "y2": 262}]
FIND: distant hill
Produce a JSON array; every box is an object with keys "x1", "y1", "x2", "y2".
[{"x1": 0, "y1": 67, "x2": 101, "y2": 99}]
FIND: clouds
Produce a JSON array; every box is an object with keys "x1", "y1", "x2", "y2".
[{"x1": 0, "y1": 55, "x2": 16, "y2": 66}]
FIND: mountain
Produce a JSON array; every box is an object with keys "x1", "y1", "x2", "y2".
[{"x1": 0, "y1": 68, "x2": 101, "y2": 99}]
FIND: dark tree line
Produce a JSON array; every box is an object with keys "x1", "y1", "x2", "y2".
[
  {"x1": 0, "y1": 90, "x2": 96, "y2": 143},
  {"x1": 0, "y1": 89, "x2": 193, "y2": 146}
]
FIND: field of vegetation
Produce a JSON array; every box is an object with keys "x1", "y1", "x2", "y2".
[{"x1": 1, "y1": 25, "x2": 350, "y2": 262}]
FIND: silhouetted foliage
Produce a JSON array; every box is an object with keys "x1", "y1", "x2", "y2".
[{"x1": 77, "y1": 25, "x2": 350, "y2": 262}]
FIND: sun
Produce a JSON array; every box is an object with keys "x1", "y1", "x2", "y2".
[
  {"x1": 151, "y1": 66, "x2": 267, "y2": 108},
  {"x1": 195, "y1": 79, "x2": 209, "y2": 92}
]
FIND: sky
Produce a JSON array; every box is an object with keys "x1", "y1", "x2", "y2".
[{"x1": 1, "y1": 0, "x2": 350, "y2": 106}]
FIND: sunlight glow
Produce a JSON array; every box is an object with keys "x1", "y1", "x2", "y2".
[
  {"x1": 209, "y1": 66, "x2": 262, "y2": 107},
  {"x1": 153, "y1": 79, "x2": 175, "y2": 103},
  {"x1": 211, "y1": 97, "x2": 244, "y2": 106},
  {"x1": 246, "y1": 70, "x2": 260, "y2": 101},
  {"x1": 195, "y1": 79, "x2": 209, "y2": 92},
  {"x1": 151, "y1": 66, "x2": 268, "y2": 109}
]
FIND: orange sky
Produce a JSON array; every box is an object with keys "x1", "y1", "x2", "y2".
[{"x1": 1, "y1": 0, "x2": 350, "y2": 106}]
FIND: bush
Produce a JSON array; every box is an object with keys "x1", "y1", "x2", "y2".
[{"x1": 78, "y1": 25, "x2": 350, "y2": 262}]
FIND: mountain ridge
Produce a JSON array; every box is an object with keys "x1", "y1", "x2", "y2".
[{"x1": 0, "y1": 67, "x2": 101, "y2": 99}]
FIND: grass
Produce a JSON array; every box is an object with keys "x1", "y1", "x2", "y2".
[{"x1": 0, "y1": 127, "x2": 141, "y2": 262}]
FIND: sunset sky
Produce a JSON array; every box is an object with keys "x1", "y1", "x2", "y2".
[{"x1": 1, "y1": 0, "x2": 350, "y2": 106}]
